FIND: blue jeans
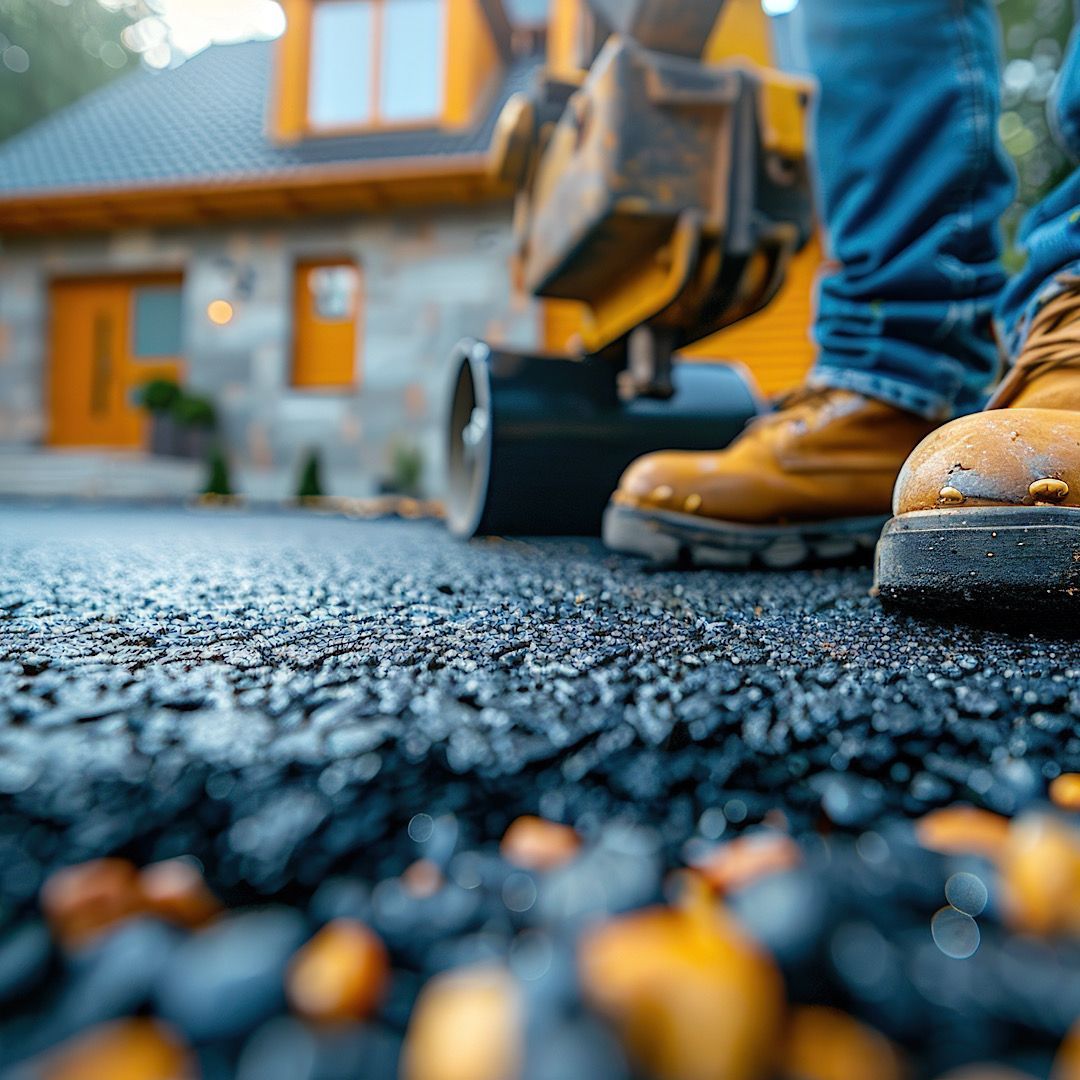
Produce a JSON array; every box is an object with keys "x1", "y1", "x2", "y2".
[{"x1": 797, "y1": 0, "x2": 1080, "y2": 420}]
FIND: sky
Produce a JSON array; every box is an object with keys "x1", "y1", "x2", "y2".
[
  {"x1": 98, "y1": 0, "x2": 287, "y2": 68},
  {"x1": 91, "y1": 0, "x2": 799, "y2": 70}
]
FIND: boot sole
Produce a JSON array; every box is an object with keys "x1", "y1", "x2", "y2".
[
  {"x1": 875, "y1": 505, "x2": 1080, "y2": 618},
  {"x1": 602, "y1": 504, "x2": 889, "y2": 569}
]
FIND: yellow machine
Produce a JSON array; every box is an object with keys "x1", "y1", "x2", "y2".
[{"x1": 446, "y1": 0, "x2": 815, "y2": 536}]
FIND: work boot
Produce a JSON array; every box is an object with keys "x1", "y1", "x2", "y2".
[
  {"x1": 602, "y1": 387, "x2": 938, "y2": 568},
  {"x1": 875, "y1": 276, "x2": 1080, "y2": 617}
]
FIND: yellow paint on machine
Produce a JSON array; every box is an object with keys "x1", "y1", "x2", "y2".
[
  {"x1": 682, "y1": 236, "x2": 822, "y2": 396},
  {"x1": 542, "y1": 0, "x2": 821, "y2": 397}
]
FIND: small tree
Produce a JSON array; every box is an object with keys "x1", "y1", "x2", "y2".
[
  {"x1": 390, "y1": 441, "x2": 424, "y2": 497},
  {"x1": 202, "y1": 446, "x2": 233, "y2": 497},
  {"x1": 296, "y1": 448, "x2": 324, "y2": 500}
]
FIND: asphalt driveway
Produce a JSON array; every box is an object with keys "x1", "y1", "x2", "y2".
[{"x1": 1, "y1": 504, "x2": 1079, "y2": 1078}]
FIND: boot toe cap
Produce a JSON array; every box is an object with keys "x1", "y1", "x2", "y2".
[
  {"x1": 614, "y1": 452, "x2": 708, "y2": 513},
  {"x1": 893, "y1": 409, "x2": 1080, "y2": 515}
]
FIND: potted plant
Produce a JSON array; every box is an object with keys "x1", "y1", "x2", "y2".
[
  {"x1": 171, "y1": 392, "x2": 217, "y2": 460},
  {"x1": 136, "y1": 380, "x2": 218, "y2": 460},
  {"x1": 137, "y1": 378, "x2": 183, "y2": 456}
]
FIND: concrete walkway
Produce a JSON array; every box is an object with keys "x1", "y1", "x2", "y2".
[{"x1": 0, "y1": 449, "x2": 380, "y2": 503}]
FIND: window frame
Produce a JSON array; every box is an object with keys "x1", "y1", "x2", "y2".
[{"x1": 305, "y1": 0, "x2": 447, "y2": 136}]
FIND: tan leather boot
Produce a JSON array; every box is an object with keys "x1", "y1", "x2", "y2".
[
  {"x1": 602, "y1": 387, "x2": 938, "y2": 567},
  {"x1": 875, "y1": 277, "x2": 1080, "y2": 616}
]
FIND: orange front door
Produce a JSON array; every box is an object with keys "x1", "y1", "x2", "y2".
[
  {"x1": 47, "y1": 275, "x2": 184, "y2": 448},
  {"x1": 291, "y1": 259, "x2": 362, "y2": 390}
]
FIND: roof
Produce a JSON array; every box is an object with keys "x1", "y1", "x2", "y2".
[{"x1": 0, "y1": 40, "x2": 539, "y2": 201}]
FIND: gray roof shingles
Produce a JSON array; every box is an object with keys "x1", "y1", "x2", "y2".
[{"x1": 0, "y1": 40, "x2": 539, "y2": 198}]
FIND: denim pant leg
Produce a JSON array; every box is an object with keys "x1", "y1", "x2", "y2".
[
  {"x1": 800, "y1": 0, "x2": 1015, "y2": 420},
  {"x1": 996, "y1": 19, "x2": 1080, "y2": 356}
]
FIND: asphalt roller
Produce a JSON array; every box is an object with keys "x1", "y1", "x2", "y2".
[{"x1": 445, "y1": 0, "x2": 815, "y2": 538}]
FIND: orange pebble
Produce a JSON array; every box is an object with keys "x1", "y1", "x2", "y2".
[
  {"x1": 41, "y1": 1018, "x2": 194, "y2": 1080},
  {"x1": 402, "y1": 859, "x2": 443, "y2": 899},
  {"x1": 781, "y1": 1006, "x2": 904, "y2": 1080},
  {"x1": 934, "y1": 1069, "x2": 1038, "y2": 1080},
  {"x1": 1055, "y1": 1017, "x2": 1080, "y2": 1080},
  {"x1": 1050, "y1": 774, "x2": 1080, "y2": 812},
  {"x1": 1000, "y1": 813, "x2": 1080, "y2": 938},
  {"x1": 138, "y1": 859, "x2": 221, "y2": 929},
  {"x1": 915, "y1": 806, "x2": 1012, "y2": 861},
  {"x1": 402, "y1": 965, "x2": 522, "y2": 1080},
  {"x1": 500, "y1": 816, "x2": 580, "y2": 872},
  {"x1": 41, "y1": 859, "x2": 144, "y2": 950},
  {"x1": 580, "y1": 880, "x2": 785, "y2": 1080},
  {"x1": 697, "y1": 831, "x2": 802, "y2": 894},
  {"x1": 287, "y1": 918, "x2": 390, "y2": 1023}
]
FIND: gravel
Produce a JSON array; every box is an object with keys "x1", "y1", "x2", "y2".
[{"x1": 1, "y1": 503, "x2": 1079, "y2": 1077}]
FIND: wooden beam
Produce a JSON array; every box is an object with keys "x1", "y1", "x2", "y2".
[{"x1": 0, "y1": 156, "x2": 513, "y2": 235}]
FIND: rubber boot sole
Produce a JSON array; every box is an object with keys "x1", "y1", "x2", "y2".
[
  {"x1": 602, "y1": 504, "x2": 889, "y2": 569},
  {"x1": 875, "y1": 505, "x2": 1080, "y2": 618}
]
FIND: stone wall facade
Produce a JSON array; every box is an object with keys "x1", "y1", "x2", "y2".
[{"x1": 0, "y1": 204, "x2": 537, "y2": 497}]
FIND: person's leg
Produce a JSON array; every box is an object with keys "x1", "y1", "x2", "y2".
[
  {"x1": 875, "y1": 17, "x2": 1080, "y2": 620},
  {"x1": 995, "y1": 19, "x2": 1080, "y2": 356},
  {"x1": 804, "y1": 0, "x2": 1015, "y2": 421},
  {"x1": 603, "y1": 0, "x2": 1015, "y2": 568}
]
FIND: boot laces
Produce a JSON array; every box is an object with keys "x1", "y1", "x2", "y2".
[
  {"x1": 749, "y1": 385, "x2": 837, "y2": 430},
  {"x1": 988, "y1": 275, "x2": 1080, "y2": 408}
]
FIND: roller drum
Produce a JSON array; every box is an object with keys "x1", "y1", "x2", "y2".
[{"x1": 445, "y1": 339, "x2": 760, "y2": 538}]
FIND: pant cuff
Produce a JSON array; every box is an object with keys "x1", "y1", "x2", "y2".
[
  {"x1": 998, "y1": 259, "x2": 1080, "y2": 361},
  {"x1": 807, "y1": 366, "x2": 956, "y2": 421}
]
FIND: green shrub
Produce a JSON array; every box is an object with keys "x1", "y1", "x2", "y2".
[
  {"x1": 296, "y1": 448, "x2": 325, "y2": 500},
  {"x1": 202, "y1": 446, "x2": 233, "y2": 497},
  {"x1": 137, "y1": 378, "x2": 181, "y2": 414},
  {"x1": 171, "y1": 393, "x2": 217, "y2": 430},
  {"x1": 391, "y1": 441, "x2": 424, "y2": 496}
]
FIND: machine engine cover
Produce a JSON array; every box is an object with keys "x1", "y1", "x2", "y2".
[
  {"x1": 586, "y1": 0, "x2": 727, "y2": 59},
  {"x1": 519, "y1": 34, "x2": 812, "y2": 353}
]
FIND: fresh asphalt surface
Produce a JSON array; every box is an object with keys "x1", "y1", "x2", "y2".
[{"x1": 2, "y1": 504, "x2": 1080, "y2": 1075}]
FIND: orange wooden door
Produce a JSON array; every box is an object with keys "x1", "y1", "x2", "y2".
[
  {"x1": 292, "y1": 259, "x2": 362, "y2": 390},
  {"x1": 47, "y1": 276, "x2": 183, "y2": 448}
]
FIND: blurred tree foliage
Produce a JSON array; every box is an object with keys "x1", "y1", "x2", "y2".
[
  {"x1": 997, "y1": 0, "x2": 1077, "y2": 263},
  {"x1": 0, "y1": 0, "x2": 134, "y2": 142}
]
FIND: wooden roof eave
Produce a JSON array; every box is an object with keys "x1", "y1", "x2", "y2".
[{"x1": 0, "y1": 154, "x2": 511, "y2": 236}]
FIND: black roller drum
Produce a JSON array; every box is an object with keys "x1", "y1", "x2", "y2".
[{"x1": 445, "y1": 339, "x2": 761, "y2": 537}]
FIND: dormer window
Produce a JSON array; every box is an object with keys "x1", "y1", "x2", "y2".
[{"x1": 308, "y1": 0, "x2": 445, "y2": 130}]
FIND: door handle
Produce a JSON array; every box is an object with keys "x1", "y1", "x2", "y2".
[{"x1": 90, "y1": 311, "x2": 111, "y2": 415}]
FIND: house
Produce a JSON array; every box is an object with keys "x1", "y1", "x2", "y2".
[{"x1": 0, "y1": 0, "x2": 817, "y2": 499}]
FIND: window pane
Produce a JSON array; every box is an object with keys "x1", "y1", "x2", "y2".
[
  {"x1": 132, "y1": 285, "x2": 183, "y2": 358},
  {"x1": 380, "y1": 0, "x2": 443, "y2": 122},
  {"x1": 309, "y1": 265, "x2": 361, "y2": 321},
  {"x1": 309, "y1": 1, "x2": 374, "y2": 128}
]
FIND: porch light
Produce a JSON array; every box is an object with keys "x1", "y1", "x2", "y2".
[{"x1": 207, "y1": 299, "x2": 234, "y2": 326}]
